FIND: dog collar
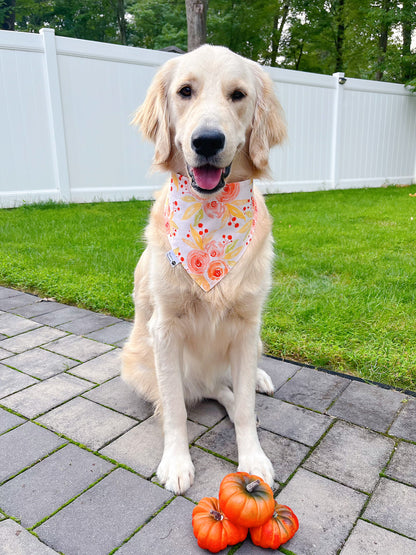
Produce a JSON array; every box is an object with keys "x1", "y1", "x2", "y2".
[{"x1": 165, "y1": 173, "x2": 256, "y2": 291}]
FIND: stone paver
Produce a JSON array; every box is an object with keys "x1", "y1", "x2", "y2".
[
  {"x1": 275, "y1": 366, "x2": 350, "y2": 411},
  {"x1": 0, "y1": 326, "x2": 67, "y2": 354},
  {"x1": 68, "y1": 348, "x2": 121, "y2": 382},
  {"x1": 0, "y1": 287, "x2": 415, "y2": 555},
  {"x1": 0, "y1": 520, "x2": 58, "y2": 554},
  {"x1": 13, "y1": 300, "x2": 65, "y2": 319},
  {"x1": 0, "y1": 347, "x2": 12, "y2": 359},
  {"x1": 340, "y1": 519, "x2": 416, "y2": 554},
  {"x1": 85, "y1": 320, "x2": 133, "y2": 345},
  {"x1": 363, "y1": 478, "x2": 416, "y2": 540},
  {"x1": 276, "y1": 468, "x2": 367, "y2": 554},
  {"x1": 0, "y1": 292, "x2": 40, "y2": 310},
  {"x1": 0, "y1": 407, "x2": 25, "y2": 434},
  {"x1": 35, "y1": 468, "x2": 172, "y2": 555},
  {"x1": 100, "y1": 415, "x2": 205, "y2": 477},
  {"x1": 44, "y1": 334, "x2": 113, "y2": 362},
  {"x1": 328, "y1": 380, "x2": 406, "y2": 432},
  {"x1": 184, "y1": 446, "x2": 237, "y2": 502},
  {"x1": 83, "y1": 376, "x2": 153, "y2": 420},
  {"x1": 0, "y1": 312, "x2": 41, "y2": 336},
  {"x1": 258, "y1": 355, "x2": 300, "y2": 391},
  {"x1": 1, "y1": 373, "x2": 92, "y2": 418},
  {"x1": 0, "y1": 444, "x2": 114, "y2": 527},
  {"x1": 57, "y1": 313, "x2": 121, "y2": 335},
  {"x1": 256, "y1": 394, "x2": 333, "y2": 445},
  {"x1": 2, "y1": 347, "x2": 79, "y2": 379},
  {"x1": 32, "y1": 306, "x2": 94, "y2": 326},
  {"x1": 36, "y1": 396, "x2": 136, "y2": 450},
  {"x1": 0, "y1": 422, "x2": 66, "y2": 483},
  {"x1": 187, "y1": 398, "x2": 226, "y2": 426},
  {"x1": 195, "y1": 418, "x2": 309, "y2": 484},
  {"x1": 304, "y1": 420, "x2": 395, "y2": 492},
  {"x1": 0, "y1": 364, "x2": 37, "y2": 398},
  {"x1": 389, "y1": 398, "x2": 416, "y2": 442},
  {"x1": 117, "y1": 496, "x2": 203, "y2": 555},
  {"x1": 385, "y1": 441, "x2": 416, "y2": 487}
]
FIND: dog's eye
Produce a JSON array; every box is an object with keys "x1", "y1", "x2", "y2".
[
  {"x1": 230, "y1": 90, "x2": 246, "y2": 101},
  {"x1": 178, "y1": 86, "x2": 192, "y2": 98}
]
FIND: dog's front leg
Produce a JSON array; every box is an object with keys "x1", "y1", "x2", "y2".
[
  {"x1": 150, "y1": 317, "x2": 194, "y2": 494},
  {"x1": 230, "y1": 325, "x2": 275, "y2": 487}
]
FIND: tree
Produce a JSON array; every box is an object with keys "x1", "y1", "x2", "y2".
[
  {"x1": 185, "y1": 0, "x2": 208, "y2": 50},
  {"x1": 0, "y1": 0, "x2": 15, "y2": 30}
]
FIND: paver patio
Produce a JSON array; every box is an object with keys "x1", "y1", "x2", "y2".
[{"x1": 0, "y1": 285, "x2": 415, "y2": 554}]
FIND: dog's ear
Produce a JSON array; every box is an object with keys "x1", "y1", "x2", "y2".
[
  {"x1": 132, "y1": 59, "x2": 176, "y2": 167},
  {"x1": 249, "y1": 66, "x2": 287, "y2": 173}
]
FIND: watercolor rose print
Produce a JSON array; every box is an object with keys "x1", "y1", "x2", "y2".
[{"x1": 165, "y1": 174, "x2": 257, "y2": 291}]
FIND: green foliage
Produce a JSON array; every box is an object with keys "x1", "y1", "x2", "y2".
[
  {"x1": 9, "y1": 0, "x2": 416, "y2": 84},
  {"x1": 127, "y1": 0, "x2": 187, "y2": 51}
]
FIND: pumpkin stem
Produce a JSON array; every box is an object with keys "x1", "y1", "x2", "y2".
[
  {"x1": 210, "y1": 509, "x2": 224, "y2": 521},
  {"x1": 246, "y1": 479, "x2": 261, "y2": 493}
]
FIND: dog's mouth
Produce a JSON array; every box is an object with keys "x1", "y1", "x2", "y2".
[{"x1": 187, "y1": 164, "x2": 231, "y2": 194}]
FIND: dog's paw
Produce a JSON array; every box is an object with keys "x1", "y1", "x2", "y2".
[
  {"x1": 157, "y1": 452, "x2": 195, "y2": 495},
  {"x1": 256, "y1": 368, "x2": 275, "y2": 396},
  {"x1": 238, "y1": 451, "x2": 275, "y2": 488}
]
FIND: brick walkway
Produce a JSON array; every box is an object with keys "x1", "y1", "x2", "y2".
[{"x1": 0, "y1": 285, "x2": 415, "y2": 554}]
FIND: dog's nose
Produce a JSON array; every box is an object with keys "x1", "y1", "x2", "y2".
[{"x1": 191, "y1": 129, "x2": 225, "y2": 158}]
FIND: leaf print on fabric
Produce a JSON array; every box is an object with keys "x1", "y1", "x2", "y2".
[
  {"x1": 182, "y1": 202, "x2": 202, "y2": 221},
  {"x1": 227, "y1": 204, "x2": 245, "y2": 220}
]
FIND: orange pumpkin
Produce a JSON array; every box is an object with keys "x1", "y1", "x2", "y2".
[
  {"x1": 192, "y1": 496, "x2": 248, "y2": 553},
  {"x1": 250, "y1": 501, "x2": 299, "y2": 549},
  {"x1": 218, "y1": 472, "x2": 275, "y2": 528}
]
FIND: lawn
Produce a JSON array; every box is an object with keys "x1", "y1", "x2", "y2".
[{"x1": 1, "y1": 185, "x2": 415, "y2": 391}]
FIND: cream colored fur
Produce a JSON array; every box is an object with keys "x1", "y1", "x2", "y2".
[{"x1": 122, "y1": 45, "x2": 286, "y2": 494}]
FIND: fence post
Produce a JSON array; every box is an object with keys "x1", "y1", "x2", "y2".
[
  {"x1": 330, "y1": 72, "x2": 346, "y2": 189},
  {"x1": 40, "y1": 28, "x2": 71, "y2": 202}
]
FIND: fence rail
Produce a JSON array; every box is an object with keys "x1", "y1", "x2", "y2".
[{"x1": 0, "y1": 29, "x2": 415, "y2": 208}]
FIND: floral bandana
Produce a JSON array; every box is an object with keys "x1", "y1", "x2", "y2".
[{"x1": 165, "y1": 173, "x2": 256, "y2": 292}]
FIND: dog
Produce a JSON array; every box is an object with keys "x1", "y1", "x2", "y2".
[{"x1": 121, "y1": 44, "x2": 286, "y2": 495}]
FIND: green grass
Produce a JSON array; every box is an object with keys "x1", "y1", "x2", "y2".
[{"x1": 0, "y1": 185, "x2": 415, "y2": 390}]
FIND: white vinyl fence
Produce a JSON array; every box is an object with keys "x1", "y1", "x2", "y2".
[{"x1": 0, "y1": 28, "x2": 415, "y2": 208}]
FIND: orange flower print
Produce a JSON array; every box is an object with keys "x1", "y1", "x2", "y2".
[
  {"x1": 187, "y1": 249, "x2": 210, "y2": 274},
  {"x1": 205, "y1": 240, "x2": 225, "y2": 258},
  {"x1": 207, "y1": 260, "x2": 228, "y2": 281},
  {"x1": 204, "y1": 200, "x2": 225, "y2": 219},
  {"x1": 218, "y1": 182, "x2": 240, "y2": 203}
]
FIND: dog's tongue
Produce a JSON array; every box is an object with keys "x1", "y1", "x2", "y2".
[{"x1": 192, "y1": 166, "x2": 222, "y2": 190}]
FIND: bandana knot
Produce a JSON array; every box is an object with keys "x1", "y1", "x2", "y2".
[{"x1": 165, "y1": 173, "x2": 256, "y2": 291}]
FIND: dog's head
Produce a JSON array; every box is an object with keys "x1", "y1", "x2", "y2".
[{"x1": 134, "y1": 45, "x2": 286, "y2": 195}]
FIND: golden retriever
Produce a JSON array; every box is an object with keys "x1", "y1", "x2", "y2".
[{"x1": 122, "y1": 44, "x2": 286, "y2": 494}]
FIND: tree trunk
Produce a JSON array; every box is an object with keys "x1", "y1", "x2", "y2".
[
  {"x1": 334, "y1": 0, "x2": 345, "y2": 73},
  {"x1": 401, "y1": 0, "x2": 413, "y2": 81},
  {"x1": 116, "y1": 0, "x2": 127, "y2": 45},
  {"x1": 375, "y1": 0, "x2": 390, "y2": 81},
  {"x1": 1, "y1": 0, "x2": 15, "y2": 31},
  {"x1": 185, "y1": 0, "x2": 208, "y2": 51},
  {"x1": 271, "y1": 3, "x2": 290, "y2": 67}
]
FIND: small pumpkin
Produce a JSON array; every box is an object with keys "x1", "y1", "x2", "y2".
[
  {"x1": 192, "y1": 496, "x2": 248, "y2": 553},
  {"x1": 218, "y1": 472, "x2": 275, "y2": 528},
  {"x1": 250, "y1": 501, "x2": 299, "y2": 549}
]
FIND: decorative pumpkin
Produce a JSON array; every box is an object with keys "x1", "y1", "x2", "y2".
[
  {"x1": 250, "y1": 501, "x2": 299, "y2": 549},
  {"x1": 192, "y1": 496, "x2": 248, "y2": 553},
  {"x1": 218, "y1": 472, "x2": 275, "y2": 528}
]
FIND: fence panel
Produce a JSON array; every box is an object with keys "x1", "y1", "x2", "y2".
[{"x1": 0, "y1": 29, "x2": 415, "y2": 207}]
